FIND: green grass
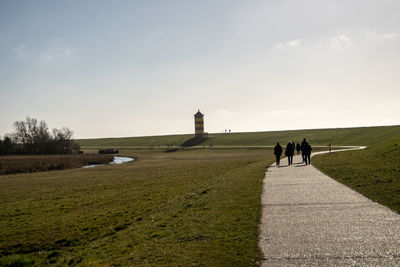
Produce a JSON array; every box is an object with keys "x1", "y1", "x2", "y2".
[
  {"x1": 313, "y1": 135, "x2": 400, "y2": 214},
  {"x1": 77, "y1": 125, "x2": 400, "y2": 148},
  {"x1": 78, "y1": 134, "x2": 194, "y2": 148},
  {"x1": 0, "y1": 149, "x2": 273, "y2": 266},
  {"x1": 4, "y1": 125, "x2": 400, "y2": 266}
]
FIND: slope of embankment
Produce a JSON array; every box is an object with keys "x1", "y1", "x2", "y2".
[
  {"x1": 77, "y1": 125, "x2": 400, "y2": 148},
  {"x1": 313, "y1": 134, "x2": 400, "y2": 214}
]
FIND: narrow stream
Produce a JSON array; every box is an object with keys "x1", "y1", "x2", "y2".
[{"x1": 83, "y1": 156, "x2": 134, "y2": 168}]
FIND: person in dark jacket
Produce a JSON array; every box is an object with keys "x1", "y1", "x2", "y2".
[
  {"x1": 304, "y1": 142, "x2": 312, "y2": 165},
  {"x1": 291, "y1": 141, "x2": 296, "y2": 157},
  {"x1": 285, "y1": 141, "x2": 294, "y2": 165},
  {"x1": 300, "y1": 138, "x2": 307, "y2": 163},
  {"x1": 274, "y1": 142, "x2": 283, "y2": 167},
  {"x1": 296, "y1": 143, "x2": 301, "y2": 155}
]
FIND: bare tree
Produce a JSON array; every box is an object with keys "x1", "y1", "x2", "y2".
[
  {"x1": 52, "y1": 127, "x2": 78, "y2": 154},
  {"x1": 12, "y1": 120, "x2": 29, "y2": 150},
  {"x1": 11, "y1": 117, "x2": 51, "y2": 154},
  {"x1": 5, "y1": 116, "x2": 79, "y2": 155}
]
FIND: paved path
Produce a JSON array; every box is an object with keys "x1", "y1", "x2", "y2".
[{"x1": 259, "y1": 153, "x2": 400, "y2": 266}]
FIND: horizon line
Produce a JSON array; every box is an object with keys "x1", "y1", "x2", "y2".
[{"x1": 75, "y1": 123, "x2": 400, "y2": 140}]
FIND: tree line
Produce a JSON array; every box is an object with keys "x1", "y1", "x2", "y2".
[{"x1": 0, "y1": 117, "x2": 80, "y2": 155}]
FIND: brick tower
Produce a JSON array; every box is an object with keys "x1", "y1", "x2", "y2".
[{"x1": 194, "y1": 110, "x2": 204, "y2": 137}]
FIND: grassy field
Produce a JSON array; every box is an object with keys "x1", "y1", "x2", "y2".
[
  {"x1": 313, "y1": 135, "x2": 400, "y2": 214},
  {"x1": 78, "y1": 134, "x2": 194, "y2": 148},
  {"x1": 77, "y1": 125, "x2": 400, "y2": 148},
  {"x1": 3, "y1": 125, "x2": 400, "y2": 266},
  {"x1": 0, "y1": 154, "x2": 115, "y2": 175},
  {"x1": 0, "y1": 148, "x2": 273, "y2": 266}
]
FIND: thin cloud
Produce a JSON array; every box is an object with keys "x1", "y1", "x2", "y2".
[
  {"x1": 42, "y1": 46, "x2": 76, "y2": 61},
  {"x1": 330, "y1": 34, "x2": 353, "y2": 49},
  {"x1": 19, "y1": 44, "x2": 76, "y2": 64},
  {"x1": 287, "y1": 39, "x2": 301, "y2": 48},
  {"x1": 15, "y1": 44, "x2": 28, "y2": 57},
  {"x1": 381, "y1": 33, "x2": 400, "y2": 40},
  {"x1": 274, "y1": 31, "x2": 398, "y2": 52},
  {"x1": 64, "y1": 48, "x2": 75, "y2": 55},
  {"x1": 275, "y1": 39, "x2": 302, "y2": 49}
]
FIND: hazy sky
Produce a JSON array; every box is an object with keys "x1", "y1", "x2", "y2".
[{"x1": 1, "y1": 1, "x2": 400, "y2": 138}]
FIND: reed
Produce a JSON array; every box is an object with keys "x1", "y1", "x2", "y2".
[{"x1": 0, "y1": 154, "x2": 114, "y2": 175}]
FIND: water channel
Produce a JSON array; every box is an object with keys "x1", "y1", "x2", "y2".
[{"x1": 83, "y1": 156, "x2": 134, "y2": 168}]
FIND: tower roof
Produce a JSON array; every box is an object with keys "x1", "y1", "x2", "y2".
[{"x1": 194, "y1": 109, "x2": 204, "y2": 117}]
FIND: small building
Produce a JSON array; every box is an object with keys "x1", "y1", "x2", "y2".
[{"x1": 194, "y1": 110, "x2": 205, "y2": 137}]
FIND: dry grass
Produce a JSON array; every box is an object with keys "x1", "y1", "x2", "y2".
[{"x1": 0, "y1": 154, "x2": 114, "y2": 175}]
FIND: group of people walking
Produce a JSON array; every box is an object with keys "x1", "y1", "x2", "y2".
[{"x1": 273, "y1": 138, "x2": 312, "y2": 167}]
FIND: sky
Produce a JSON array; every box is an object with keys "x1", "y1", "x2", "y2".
[{"x1": 1, "y1": 0, "x2": 400, "y2": 139}]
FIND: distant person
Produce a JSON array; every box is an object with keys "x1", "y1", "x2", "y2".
[
  {"x1": 285, "y1": 141, "x2": 294, "y2": 165},
  {"x1": 292, "y1": 141, "x2": 296, "y2": 156},
  {"x1": 304, "y1": 142, "x2": 312, "y2": 165},
  {"x1": 300, "y1": 138, "x2": 307, "y2": 163},
  {"x1": 328, "y1": 143, "x2": 332, "y2": 153},
  {"x1": 292, "y1": 141, "x2": 296, "y2": 158},
  {"x1": 274, "y1": 142, "x2": 283, "y2": 167},
  {"x1": 296, "y1": 143, "x2": 301, "y2": 155}
]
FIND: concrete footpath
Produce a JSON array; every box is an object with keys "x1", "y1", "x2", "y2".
[{"x1": 259, "y1": 153, "x2": 400, "y2": 266}]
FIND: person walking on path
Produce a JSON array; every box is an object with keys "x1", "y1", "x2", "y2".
[
  {"x1": 285, "y1": 141, "x2": 294, "y2": 165},
  {"x1": 304, "y1": 142, "x2": 312, "y2": 165},
  {"x1": 274, "y1": 142, "x2": 283, "y2": 167},
  {"x1": 259, "y1": 147, "x2": 400, "y2": 266},
  {"x1": 300, "y1": 138, "x2": 307, "y2": 163},
  {"x1": 296, "y1": 143, "x2": 301, "y2": 155},
  {"x1": 291, "y1": 141, "x2": 296, "y2": 158}
]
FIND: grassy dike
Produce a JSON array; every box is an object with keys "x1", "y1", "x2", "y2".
[
  {"x1": 313, "y1": 135, "x2": 400, "y2": 214},
  {"x1": 0, "y1": 149, "x2": 274, "y2": 266},
  {"x1": 78, "y1": 125, "x2": 400, "y2": 148}
]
